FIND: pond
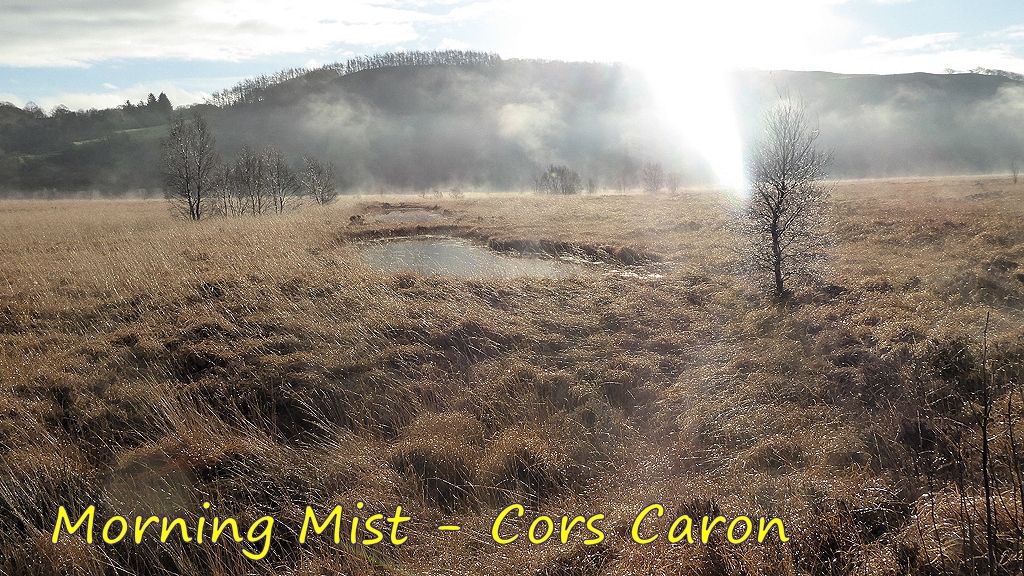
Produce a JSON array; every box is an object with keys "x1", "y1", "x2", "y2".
[{"x1": 358, "y1": 236, "x2": 586, "y2": 279}]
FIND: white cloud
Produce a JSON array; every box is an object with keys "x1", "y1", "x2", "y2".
[
  {"x1": 985, "y1": 25, "x2": 1024, "y2": 40},
  {"x1": 0, "y1": 92, "x2": 24, "y2": 106},
  {"x1": 808, "y1": 30, "x2": 1024, "y2": 75},
  {"x1": 2, "y1": 0, "x2": 1023, "y2": 102},
  {"x1": 861, "y1": 32, "x2": 960, "y2": 52},
  {"x1": 438, "y1": 37, "x2": 468, "y2": 50},
  {"x1": 36, "y1": 83, "x2": 208, "y2": 111},
  {"x1": 0, "y1": 1, "x2": 866, "y2": 69},
  {"x1": 0, "y1": 0, "x2": 488, "y2": 66},
  {"x1": 446, "y1": 1, "x2": 500, "y2": 20},
  {"x1": 485, "y1": 0, "x2": 855, "y2": 70}
]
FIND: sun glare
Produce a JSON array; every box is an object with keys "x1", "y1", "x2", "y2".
[
  {"x1": 502, "y1": 0, "x2": 856, "y2": 193},
  {"x1": 644, "y1": 66, "x2": 748, "y2": 192}
]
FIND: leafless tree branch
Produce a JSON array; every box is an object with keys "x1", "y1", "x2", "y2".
[{"x1": 743, "y1": 98, "x2": 834, "y2": 299}]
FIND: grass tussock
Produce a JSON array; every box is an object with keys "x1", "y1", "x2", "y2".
[{"x1": 0, "y1": 177, "x2": 1023, "y2": 574}]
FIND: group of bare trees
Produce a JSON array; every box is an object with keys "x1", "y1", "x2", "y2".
[
  {"x1": 534, "y1": 161, "x2": 682, "y2": 195},
  {"x1": 535, "y1": 164, "x2": 582, "y2": 194},
  {"x1": 162, "y1": 113, "x2": 337, "y2": 220},
  {"x1": 218, "y1": 146, "x2": 302, "y2": 217},
  {"x1": 641, "y1": 162, "x2": 686, "y2": 193}
]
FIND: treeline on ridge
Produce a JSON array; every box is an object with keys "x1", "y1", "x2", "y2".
[{"x1": 205, "y1": 50, "x2": 503, "y2": 107}]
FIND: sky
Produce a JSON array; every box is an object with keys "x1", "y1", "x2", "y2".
[{"x1": 0, "y1": 0, "x2": 1022, "y2": 112}]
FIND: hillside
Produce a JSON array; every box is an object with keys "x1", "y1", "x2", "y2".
[
  {"x1": 733, "y1": 69, "x2": 1024, "y2": 177},
  {"x1": 1, "y1": 55, "x2": 1023, "y2": 195},
  {"x1": 0, "y1": 96, "x2": 170, "y2": 195},
  {"x1": 199, "y1": 58, "x2": 700, "y2": 192}
]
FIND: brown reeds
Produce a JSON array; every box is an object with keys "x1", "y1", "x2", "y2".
[{"x1": 0, "y1": 177, "x2": 1022, "y2": 574}]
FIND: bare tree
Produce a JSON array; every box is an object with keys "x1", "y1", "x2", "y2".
[
  {"x1": 162, "y1": 113, "x2": 220, "y2": 220},
  {"x1": 615, "y1": 153, "x2": 639, "y2": 192},
  {"x1": 666, "y1": 172, "x2": 682, "y2": 193},
  {"x1": 302, "y1": 157, "x2": 338, "y2": 205},
  {"x1": 262, "y1": 147, "x2": 301, "y2": 214},
  {"x1": 641, "y1": 161, "x2": 664, "y2": 193},
  {"x1": 535, "y1": 164, "x2": 581, "y2": 195},
  {"x1": 744, "y1": 98, "x2": 834, "y2": 299},
  {"x1": 232, "y1": 146, "x2": 268, "y2": 216},
  {"x1": 212, "y1": 164, "x2": 234, "y2": 218}
]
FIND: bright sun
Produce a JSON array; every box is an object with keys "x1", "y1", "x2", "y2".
[
  {"x1": 503, "y1": 0, "x2": 853, "y2": 191},
  {"x1": 644, "y1": 66, "x2": 748, "y2": 191}
]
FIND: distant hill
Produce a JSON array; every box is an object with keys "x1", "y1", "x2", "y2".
[
  {"x1": 1, "y1": 53, "x2": 1022, "y2": 195},
  {"x1": 732, "y1": 69, "x2": 1024, "y2": 178},
  {"x1": 0, "y1": 95, "x2": 170, "y2": 195},
  {"x1": 197, "y1": 57, "x2": 703, "y2": 192}
]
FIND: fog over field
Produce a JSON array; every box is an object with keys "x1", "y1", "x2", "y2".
[
  {"x1": 2, "y1": 55, "x2": 1024, "y2": 194},
  {"x1": 734, "y1": 69, "x2": 1024, "y2": 177}
]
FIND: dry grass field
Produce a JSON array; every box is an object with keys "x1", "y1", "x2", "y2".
[{"x1": 1, "y1": 176, "x2": 1023, "y2": 575}]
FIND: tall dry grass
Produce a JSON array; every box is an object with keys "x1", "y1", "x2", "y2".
[{"x1": 0, "y1": 177, "x2": 1022, "y2": 574}]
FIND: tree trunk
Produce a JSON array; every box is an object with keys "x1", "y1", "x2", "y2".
[{"x1": 771, "y1": 221, "x2": 784, "y2": 299}]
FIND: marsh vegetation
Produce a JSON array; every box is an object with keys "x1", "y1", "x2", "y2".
[{"x1": 0, "y1": 177, "x2": 1023, "y2": 574}]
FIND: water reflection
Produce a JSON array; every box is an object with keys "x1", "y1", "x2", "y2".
[{"x1": 359, "y1": 237, "x2": 585, "y2": 279}]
